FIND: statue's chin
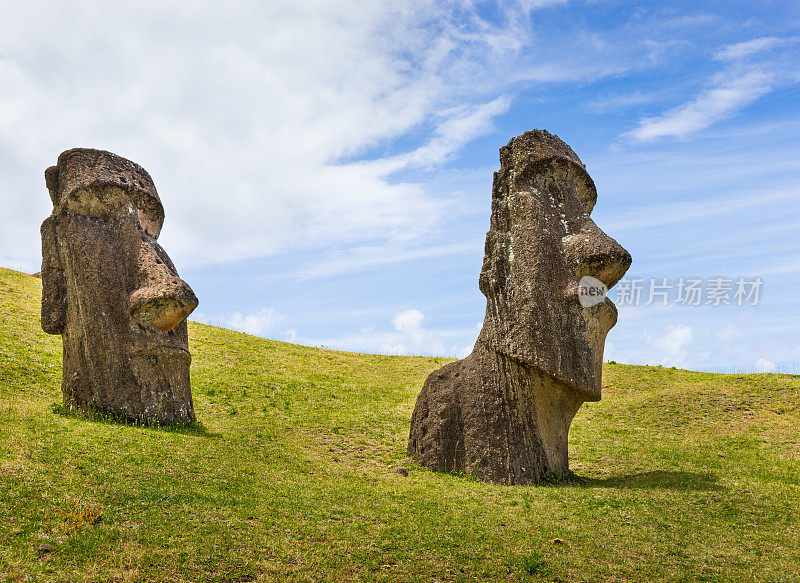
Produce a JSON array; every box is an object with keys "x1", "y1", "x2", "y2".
[
  {"x1": 540, "y1": 364, "x2": 601, "y2": 403},
  {"x1": 553, "y1": 349, "x2": 604, "y2": 402},
  {"x1": 485, "y1": 342, "x2": 601, "y2": 403},
  {"x1": 478, "y1": 318, "x2": 605, "y2": 403},
  {"x1": 537, "y1": 358, "x2": 603, "y2": 402},
  {"x1": 569, "y1": 378, "x2": 602, "y2": 402}
]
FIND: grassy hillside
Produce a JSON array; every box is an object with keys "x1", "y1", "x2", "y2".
[{"x1": 1, "y1": 266, "x2": 799, "y2": 582}]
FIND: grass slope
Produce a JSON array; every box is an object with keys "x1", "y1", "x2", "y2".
[{"x1": 1, "y1": 266, "x2": 799, "y2": 582}]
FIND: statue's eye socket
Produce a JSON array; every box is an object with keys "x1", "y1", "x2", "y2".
[
  {"x1": 65, "y1": 186, "x2": 133, "y2": 222},
  {"x1": 549, "y1": 159, "x2": 597, "y2": 214},
  {"x1": 66, "y1": 190, "x2": 109, "y2": 220}
]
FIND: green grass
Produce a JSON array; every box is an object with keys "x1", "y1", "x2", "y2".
[{"x1": 1, "y1": 266, "x2": 799, "y2": 582}]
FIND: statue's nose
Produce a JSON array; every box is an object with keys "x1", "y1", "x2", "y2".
[
  {"x1": 562, "y1": 219, "x2": 631, "y2": 288},
  {"x1": 129, "y1": 237, "x2": 198, "y2": 332}
]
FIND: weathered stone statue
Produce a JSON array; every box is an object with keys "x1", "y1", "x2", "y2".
[
  {"x1": 408, "y1": 130, "x2": 631, "y2": 484},
  {"x1": 40, "y1": 149, "x2": 198, "y2": 424}
]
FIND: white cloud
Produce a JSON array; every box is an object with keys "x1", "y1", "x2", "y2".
[
  {"x1": 368, "y1": 97, "x2": 512, "y2": 173},
  {"x1": 0, "y1": 1, "x2": 705, "y2": 272},
  {"x1": 622, "y1": 32, "x2": 798, "y2": 143},
  {"x1": 193, "y1": 308, "x2": 286, "y2": 338},
  {"x1": 717, "y1": 323, "x2": 743, "y2": 341},
  {"x1": 755, "y1": 357, "x2": 776, "y2": 373},
  {"x1": 308, "y1": 308, "x2": 477, "y2": 357},
  {"x1": 287, "y1": 241, "x2": 480, "y2": 281},
  {"x1": 392, "y1": 309, "x2": 425, "y2": 333},
  {"x1": 604, "y1": 186, "x2": 800, "y2": 233},
  {"x1": 646, "y1": 325, "x2": 693, "y2": 367},
  {"x1": 588, "y1": 90, "x2": 664, "y2": 113},
  {"x1": 0, "y1": 1, "x2": 528, "y2": 270},
  {"x1": 626, "y1": 70, "x2": 774, "y2": 141},
  {"x1": 518, "y1": 0, "x2": 568, "y2": 12},
  {"x1": 714, "y1": 37, "x2": 793, "y2": 61},
  {"x1": 385, "y1": 309, "x2": 432, "y2": 355},
  {"x1": 227, "y1": 308, "x2": 286, "y2": 337}
]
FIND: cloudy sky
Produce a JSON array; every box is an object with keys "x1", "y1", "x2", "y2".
[{"x1": 1, "y1": 0, "x2": 798, "y2": 373}]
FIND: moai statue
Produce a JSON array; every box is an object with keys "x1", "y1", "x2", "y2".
[
  {"x1": 408, "y1": 130, "x2": 632, "y2": 484},
  {"x1": 40, "y1": 149, "x2": 198, "y2": 424}
]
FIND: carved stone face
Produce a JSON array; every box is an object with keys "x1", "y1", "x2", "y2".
[
  {"x1": 41, "y1": 149, "x2": 198, "y2": 424},
  {"x1": 478, "y1": 130, "x2": 631, "y2": 400}
]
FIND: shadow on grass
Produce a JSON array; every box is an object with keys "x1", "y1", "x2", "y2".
[
  {"x1": 409, "y1": 466, "x2": 724, "y2": 492},
  {"x1": 50, "y1": 402, "x2": 220, "y2": 438},
  {"x1": 574, "y1": 470, "x2": 724, "y2": 491}
]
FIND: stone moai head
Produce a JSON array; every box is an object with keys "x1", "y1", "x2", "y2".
[
  {"x1": 40, "y1": 148, "x2": 198, "y2": 424},
  {"x1": 408, "y1": 130, "x2": 632, "y2": 483},
  {"x1": 477, "y1": 130, "x2": 631, "y2": 399}
]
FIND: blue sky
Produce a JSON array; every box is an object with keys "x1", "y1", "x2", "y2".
[{"x1": 1, "y1": 1, "x2": 798, "y2": 373}]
